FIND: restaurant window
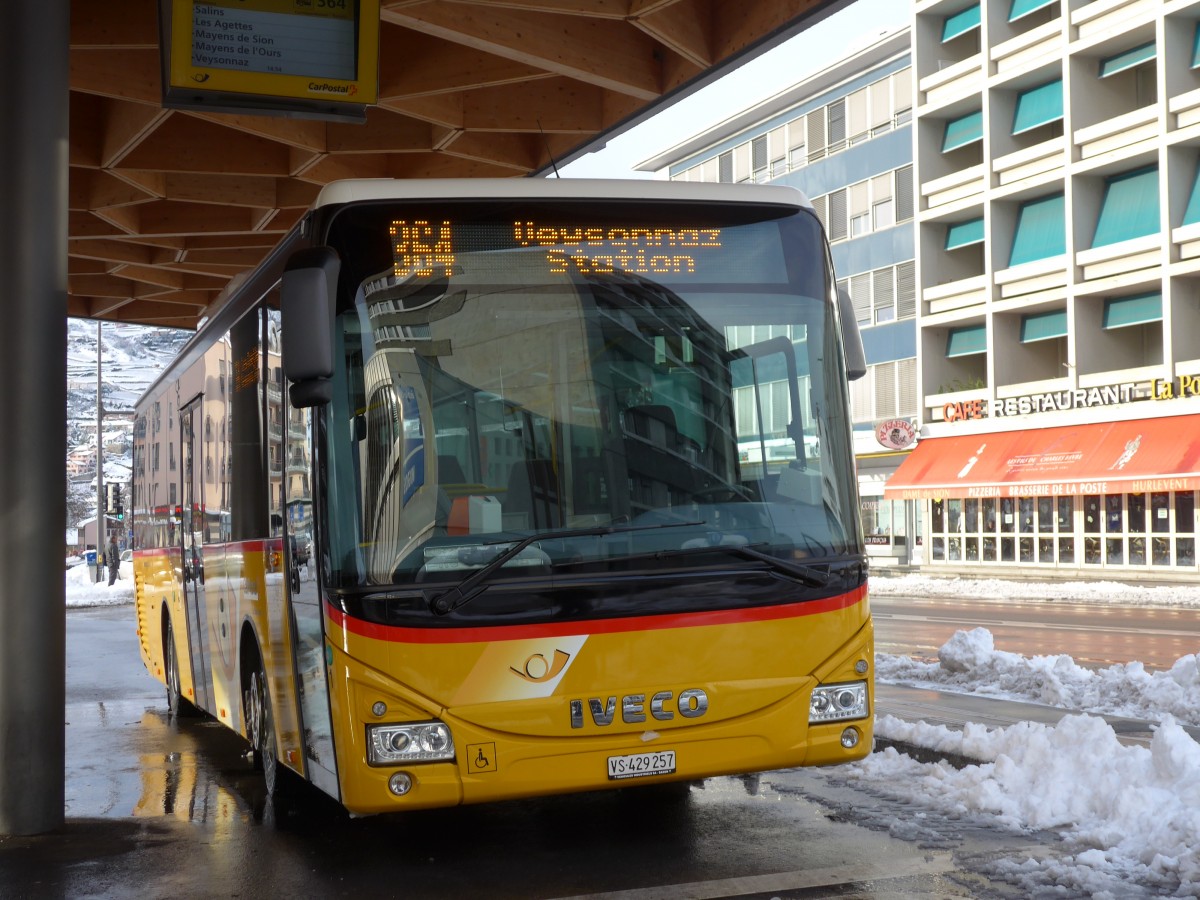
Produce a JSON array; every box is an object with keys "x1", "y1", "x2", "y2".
[
  {"x1": 1178, "y1": 492, "x2": 1196, "y2": 567},
  {"x1": 981, "y1": 498, "x2": 997, "y2": 561},
  {"x1": 1018, "y1": 497, "x2": 1034, "y2": 533},
  {"x1": 1057, "y1": 497, "x2": 1074, "y2": 563},
  {"x1": 1000, "y1": 497, "x2": 1015, "y2": 533},
  {"x1": 1083, "y1": 495, "x2": 1101, "y2": 533},
  {"x1": 963, "y1": 498, "x2": 980, "y2": 561}
]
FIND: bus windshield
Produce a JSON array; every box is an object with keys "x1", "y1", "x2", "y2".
[{"x1": 320, "y1": 200, "x2": 860, "y2": 588}]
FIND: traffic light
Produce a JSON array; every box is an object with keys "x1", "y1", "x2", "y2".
[{"x1": 105, "y1": 483, "x2": 125, "y2": 520}]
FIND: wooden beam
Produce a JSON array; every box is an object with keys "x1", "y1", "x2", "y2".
[
  {"x1": 382, "y1": 4, "x2": 663, "y2": 100},
  {"x1": 386, "y1": 153, "x2": 525, "y2": 180},
  {"x1": 101, "y1": 99, "x2": 173, "y2": 168},
  {"x1": 437, "y1": 132, "x2": 544, "y2": 171},
  {"x1": 69, "y1": 273, "x2": 144, "y2": 297},
  {"x1": 70, "y1": 49, "x2": 160, "y2": 105},
  {"x1": 326, "y1": 108, "x2": 435, "y2": 153},
  {"x1": 69, "y1": 239, "x2": 155, "y2": 266},
  {"x1": 175, "y1": 247, "x2": 273, "y2": 268},
  {"x1": 71, "y1": 0, "x2": 158, "y2": 49},
  {"x1": 69, "y1": 170, "x2": 154, "y2": 212},
  {"x1": 298, "y1": 154, "x2": 393, "y2": 184},
  {"x1": 632, "y1": 0, "x2": 712, "y2": 68},
  {"x1": 184, "y1": 111, "x2": 329, "y2": 153},
  {"x1": 378, "y1": 92, "x2": 466, "y2": 130},
  {"x1": 115, "y1": 116, "x2": 295, "y2": 176},
  {"x1": 712, "y1": 0, "x2": 843, "y2": 59},
  {"x1": 134, "y1": 201, "x2": 276, "y2": 237},
  {"x1": 462, "y1": 79, "x2": 606, "y2": 132},
  {"x1": 443, "y1": 0, "x2": 630, "y2": 16},
  {"x1": 110, "y1": 264, "x2": 230, "y2": 292},
  {"x1": 378, "y1": 25, "x2": 555, "y2": 99},
  {"x1": 162, "y1": 173, "x2": 280, "y2": 209},
  {"x1": 66, "y1": 257, "x2": 111, "y2": 275},
  {"x1": 92, "y1": 205, "x2": 141, "y2": 235},
  {"x1": 183, "y1": 234, "x2": 282, "y2": 251},
  {"x1": 108, "y1": 169, "x2": 168, "y2": 198},
  {"x1": 69, "y1": 211, "x2": 128, "y2": 238}
]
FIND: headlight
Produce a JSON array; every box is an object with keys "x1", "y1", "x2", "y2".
[
  {"x1": 367, "y1": 721, "x2": 455, "y2": 765},
  {"x1": 808, "y1": 681, "x2": 868, "y2": 723}
]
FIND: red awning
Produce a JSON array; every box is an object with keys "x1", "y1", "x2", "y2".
[{"x1": 883, "y1": 415, "x2": 1200, "y2": 500}]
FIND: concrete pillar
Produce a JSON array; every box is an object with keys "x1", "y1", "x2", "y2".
[{"x1": 0, "y1": 0, "x2": 69, "y2": 834}]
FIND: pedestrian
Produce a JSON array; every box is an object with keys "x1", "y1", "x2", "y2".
[{"x1": 107, "y1": 535, "x2": 121, "y2": 586}]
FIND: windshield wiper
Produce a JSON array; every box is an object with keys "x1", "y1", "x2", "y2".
[
  {"x1": 644, "y1": 542, "x2": 830, "y2": 588},
  {"x1": 430, "y1": 520, "x2": 706, "y2": 615}
]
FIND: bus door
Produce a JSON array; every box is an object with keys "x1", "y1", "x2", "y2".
[
  {"x1": 180, "y1": 399, "x2": 214, "y2": 711},
  {"x1": 272, "y1": 305, "x2": 339, "y2": 798}
]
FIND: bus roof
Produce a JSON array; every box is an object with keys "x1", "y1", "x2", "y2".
[{"x1": 312, "y1": 178, "x2": 813, "y2": 212}]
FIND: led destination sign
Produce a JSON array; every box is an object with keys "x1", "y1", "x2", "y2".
[{"x1": 390, "y1": 220, "x2": 729, "y2": 280}]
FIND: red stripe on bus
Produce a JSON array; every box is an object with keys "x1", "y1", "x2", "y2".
[
  {"x1": 324, "y1": 584, "x2": 867, "y2": 644},
  {"x1": 131, "y1": 539, "x2": 278, "y2": 558}
]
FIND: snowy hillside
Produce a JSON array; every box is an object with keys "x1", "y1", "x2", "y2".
[{"x1": 66, "y1": 319, "x2": 190, "y2": 529}]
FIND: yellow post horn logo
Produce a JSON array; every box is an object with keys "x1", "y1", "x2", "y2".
[{"x1": 510, "y1": 649, "x2": 571, "y2": 683}]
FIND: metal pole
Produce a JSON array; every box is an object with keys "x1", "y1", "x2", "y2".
[
  {"x1": 96, "y1": 322, "x2": 105, "y2": 582},
  {"x1": 0, "y1": 0, "x2": 69, "y2": 834}
]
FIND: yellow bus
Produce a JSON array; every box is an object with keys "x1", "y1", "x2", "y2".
[{"x1": 131, "y1": 178, "x2": 873, "y2": 815}]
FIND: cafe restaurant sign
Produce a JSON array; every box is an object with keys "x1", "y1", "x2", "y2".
[{"x1": 944, "y1": 382, "x2": 1144, "y2": 422}]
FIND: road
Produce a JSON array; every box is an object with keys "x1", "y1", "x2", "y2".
[
  {"x1": 873, "y1": 592, "x2": 1200, "y2": 670},
  {"x1": 9, "y1": 594, "x2": 1188, "y2": 898}
]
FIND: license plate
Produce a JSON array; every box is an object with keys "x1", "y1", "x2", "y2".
[{"x1": 606, "y1": 750, "x2": 676, "y2": 780}]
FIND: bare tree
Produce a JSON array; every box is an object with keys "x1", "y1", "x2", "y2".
[{"x1": 66, "y1": 478, "x2": 92, "y2": 530}]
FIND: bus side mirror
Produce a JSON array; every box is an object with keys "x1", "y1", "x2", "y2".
[
  {"x1": 837, "y1": 287, "x2": 867, "y2": 382},
  {"x1": 282, "y1": 246, "x2": 341, "y2": 407}
]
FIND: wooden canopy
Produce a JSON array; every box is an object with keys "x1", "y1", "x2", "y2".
[{"x1": 68, "y1": 0, "x2": 845, "y2": 329}]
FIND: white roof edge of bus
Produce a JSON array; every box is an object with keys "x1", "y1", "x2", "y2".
[{"x1": 312, "y1": 178, "x2": 813, "y2": 211}]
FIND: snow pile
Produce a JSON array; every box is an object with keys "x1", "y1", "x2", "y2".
[
  {"x1": 878, "y1": 626, "x2": 1200, "y2": 726},
  {"x1": 870, "y1": 571, "x2": 1200, "y2": 608},
  {"x1": 861, "y1": 626, "x2": 1200, "y2": 896},
  {"x1": 855, "y1": 714, "x2": 1200, "y2": 897},
  {"x1": 65, "y1": 559, "x2": 134, "y2": 607}
]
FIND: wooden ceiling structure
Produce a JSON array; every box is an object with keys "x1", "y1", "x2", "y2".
[{"x1": 69, "y1": 0, "x2": 848, "y2": 330}]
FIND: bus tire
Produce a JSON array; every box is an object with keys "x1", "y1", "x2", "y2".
[
  {"x1": 244, "y1": 660, "x2": 289, "y2": 800},
  {"x1": 164, "y1": 616, "x2": 198, "y2": 718}
]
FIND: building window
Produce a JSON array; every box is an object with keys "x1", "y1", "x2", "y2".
[
  {"x1": 1102, "y1": 292, "x2": 1162, "y2": 330},
  {"x1": 1092, "y1": 166, "x2": 1159, "y2": 248},
  {"x1": 873, "y1": 198, "x2": 895, "y2": 231},
  {"x1": 718, "y1": 151, "x2": 733, "y2": 183},
  {"x1": 942, "y1": 110, "x2": 983, "y2": 153},
  {"x1": 946, "y1": 324, "x2": 986, "y2": 358},
  {"x1": 945, "y1": 217, "x2": 984, "y2": 251},
  {"x1": 1012, "y1": 79, "x2": 1063, "y2": 135},
  {"x1": 942, "y1": 3, "x2": 980, "y2": 42},
  {"x1": 1009, "y1": 0, "x2": 1055, "y2": 21},
  {"x1": 895, "y1": 165, "x2": 914, "y2": 221},
  {"x1": 1019, "y1": 309, "x2": 1067, "y2": 343},
  {"x1": 1009, "y1": 193, "x2": 1065, "y2": 266},
  {"x1": 1099, "y1": 41, "x2": 1156, "y2": 79}
]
